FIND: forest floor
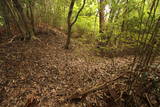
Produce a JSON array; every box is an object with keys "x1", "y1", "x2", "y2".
[{"x1": 0, "y1": 27, "x2": 158, "y2": 107}]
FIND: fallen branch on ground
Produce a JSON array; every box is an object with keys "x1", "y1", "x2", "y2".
[
  {"x1": 61, "y1": 73, "x2": 125, "y2": 103},
  {"x1": 0, "y1": 35, "x2": 17, "y2": 47}
]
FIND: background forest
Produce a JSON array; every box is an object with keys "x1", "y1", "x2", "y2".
[{"x1": 0, "y1": 0, "x2": 160, "y2": 107}]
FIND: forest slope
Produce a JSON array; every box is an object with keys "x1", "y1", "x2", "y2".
[{"x1": 0, "y1": 28, "x2": 133, "y2": 107}]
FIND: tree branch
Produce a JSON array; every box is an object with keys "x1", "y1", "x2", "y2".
[{"x1": 71, "y1": 0, "x2": 86, "y2": 27}]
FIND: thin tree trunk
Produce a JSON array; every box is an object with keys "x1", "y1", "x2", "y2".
[
  {"x1": 99, "y1": 0, "x2": 105, "y2": 33},
  {"x1": 65, "y1": 26, "x2": 72, "y2": 49},
  {"x1": 28, "y1": 1, "x2": 35, "y2": 33},
  {"x1": 65, "y1": 0, "x2": 86, "y2": 49},
  {"x1": 121, "y1": 0, "x2": 128, "y2": 32},
  {"x1": 65, "y1": 0, "x2": 76, "y2": 49}
]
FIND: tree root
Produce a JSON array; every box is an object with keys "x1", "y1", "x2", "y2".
[
  {"x1": 31, "y1": 36, "x2": 41, "y2": 42},
  {"x1": 0, "y1": 35, "x2": 42, "y2": 47}
]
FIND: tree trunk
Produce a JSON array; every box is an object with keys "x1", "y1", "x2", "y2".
[
  {"x1": 28, "y1": 1, "x2": 35, "y2": 33},
  {"x1": 65, "y1": 0, "x2": 76, "y2": 49},
  {"x1": 0, "y1": 0, "x2": 11, "y2": 35},
  {"x1": 121, "y1": 0, "x2": 129, "y2": 32},
  {"x1": 65, "y1": 26, "x2": 72, "y2": 49},
  {"x1": 99, "y1": 0, "x2": 105, "y2": 33},
  {"x1": 12, "y1": 0, "x2": 35, "y2": 40},
  {"x1": 3, "y1": 0, "x2": 26, "y2": 36},
  {"x1": 65, "y1": 0, "x2": 86, "y2": 49}
]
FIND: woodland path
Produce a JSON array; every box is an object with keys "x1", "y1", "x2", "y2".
[{"x1": 0, "y1": 29, "x2": 133, "y2": 107}]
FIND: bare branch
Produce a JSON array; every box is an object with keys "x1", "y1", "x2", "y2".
[{"x1": 71, "y1": 0, "x2": 86, "y2": 27}]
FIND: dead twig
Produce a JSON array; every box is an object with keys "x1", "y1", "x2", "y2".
[
  {"x1": 145, "y1": 93, "x2": 153, "y2": 107},
  {"x1": 0, "y1": 35, "x2": 17, "y2": 47},
  {"x1": 24, "y1": 98, "x2": 39, "y2": 107}
]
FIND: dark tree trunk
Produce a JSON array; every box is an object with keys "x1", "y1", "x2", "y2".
[
  {"x1": 65, "y1": 26, "x2": 72, "y2": 49},
  {"x1": 99, "y1": 0, "x2": 105, "y2": 33},
  {"x1": 28, "y1": 1, "x2": 35, "y2": 33},
  {"x1": 0, "y1": 0, "x2": 11, "y2": 35},
  {"x1": 121, "y1": 20, "x2": 125, "y2": 32},
  {"x1": 65, "y1": 0, "x2": 86, "y2": 49},
  {"x1": 3, "y1": 0, "x2": 26, "y2": 36},
  {"x1": 12, "y1": 0, "x2": 35, "y2": 40},
  {"x1": 65, "y1": 0, "x2": 76, "y2": 49},
  {"x1": 121, "y1": 0, "x2": 128, "y2": 32}
]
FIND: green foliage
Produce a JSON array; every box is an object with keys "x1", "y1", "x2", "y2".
[
  {"x1": 74, "y1": 16, "x2": 98, "y2": 34},
  {"x1": 1, "y1": 0, "x2": 160, "y2": 51},
  {"x1": 0, "y1": 16, "x2": 4, "y2": 26}
]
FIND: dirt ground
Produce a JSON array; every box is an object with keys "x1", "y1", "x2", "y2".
[{"x1": 0, "y1": 29, "x2": 137, "y2": 107}]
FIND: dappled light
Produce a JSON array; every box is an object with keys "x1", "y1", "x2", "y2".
[{"x1": 0, "y1": 0, "x2": 160, "y2": 107}]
